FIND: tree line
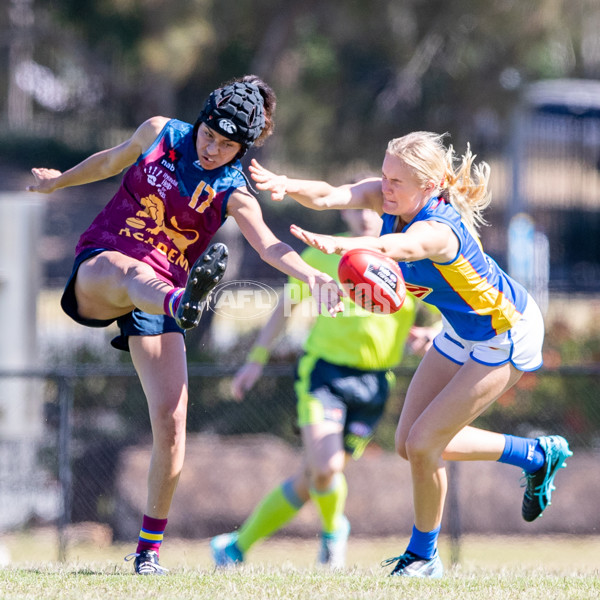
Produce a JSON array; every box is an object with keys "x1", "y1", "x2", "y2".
[{"x1": 1, "y1": 0, "x2": 599, "y2": 177}]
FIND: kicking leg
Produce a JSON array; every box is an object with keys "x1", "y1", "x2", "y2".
[{"x1": 75, "y1": 244, "x2": 228, "y2": 329}]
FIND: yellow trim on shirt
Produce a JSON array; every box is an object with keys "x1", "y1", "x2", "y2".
[{"x1": 434, "y1": 255, "x2": 522, "y2": 334}]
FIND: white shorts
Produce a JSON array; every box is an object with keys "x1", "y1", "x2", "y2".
[{"x1": 432, "y1": 295, "x2": 544, "y2": 372}]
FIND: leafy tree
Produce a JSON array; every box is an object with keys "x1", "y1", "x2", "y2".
[{"x1": 3, "y1": 0, "x2": 599, "y2": 172}]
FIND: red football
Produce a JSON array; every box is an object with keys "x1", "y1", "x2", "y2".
[{"x1": 337, "y1": 248, "x2": 406, "y2": 314}]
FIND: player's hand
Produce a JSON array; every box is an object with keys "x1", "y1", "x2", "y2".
[
  {"x1": 290, "y1": 224, "x2": 348, "y2": 256},
  {"x1": 307, "y1": 272, "x2": 344, "y2": 317},
  {"x1": 27, "y1": 168, "x2": 62, "y2": 194},
  {"x1": 249, "y1": 159, "x2": 288, "y2": 202},
  {"x1": 231, "y1": 362, "x2": 264, "y2": 401},
  {"x1": 407, "y1": 326, "x2": 438, "y2": 356}
]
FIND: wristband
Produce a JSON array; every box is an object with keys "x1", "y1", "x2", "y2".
[{"x1": 247, "y1": 345, "x2": 270, "y2": 365}]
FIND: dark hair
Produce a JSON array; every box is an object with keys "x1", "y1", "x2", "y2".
[
  {"x1": 238, "y1": 75, "x2": 276, "y2": 147},
  {"x1": 194, "y1": 75, "x2": 276, "y2": 159}
]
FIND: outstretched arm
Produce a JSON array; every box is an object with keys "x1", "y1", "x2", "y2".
[
  {"x1": 249, "y1": 159, "x2": 384, "y2": 212},
  {"x1": 26, "y1": 116, "x2": 169, "y2": 194},
  {"x1": 228, "y1": 189, "x2": 344, "y2": 316},
  {"x1": 290, "y1": 220, "x2": 459, "y2": 263}
]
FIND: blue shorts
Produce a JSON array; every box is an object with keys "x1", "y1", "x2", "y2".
[
  {"x1": 294, "y1": 355, "x2": 390, "y2": 459},
  {"x1": 60, "y1": 248, "x2": 184, "y2": 352}
]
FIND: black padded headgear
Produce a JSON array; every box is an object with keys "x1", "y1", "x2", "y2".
[{"x1": 196, "y1": 81, "x2": 265, "y2": 150}]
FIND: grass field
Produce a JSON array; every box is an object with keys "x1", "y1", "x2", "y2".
[{"x1": 1, "y1": 532, "x2": 599, "y2": 599}]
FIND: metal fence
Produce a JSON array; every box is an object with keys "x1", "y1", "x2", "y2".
[{"x1": 1, "y1": 361, "x2": 599, "y2": 562}]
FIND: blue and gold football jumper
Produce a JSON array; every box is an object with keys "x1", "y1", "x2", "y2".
[{"x1": 381, "y1": 196, "x2": 529, "y2": 341}]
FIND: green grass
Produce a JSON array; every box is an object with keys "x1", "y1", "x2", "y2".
[{"x1": 1, "y1": 533, "x2": 599, "y2": 599}]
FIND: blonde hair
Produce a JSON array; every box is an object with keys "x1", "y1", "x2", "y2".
[{"x1": 386, "y1": 131, "x2": 491, "y2": 233}]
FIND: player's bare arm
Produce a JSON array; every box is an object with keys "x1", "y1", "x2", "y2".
[
  {"x1": 290, "y1": 220, "x2": 458, "y2": 264},
  {"x1": 249, "y1": 159, "x2": 382, "y2": 211},
  {"x1": 290, "y1": 224, "x2": 359, "y2": 255},
  {"x1": 249, "y1": 159, "x2": 337, "y2": 204},
  {"x1": 27, "y1": 116, "x2": 168, "y2": 194},
  {"x1": 378, "y1": 221, "x2": 459, "y2": 263},
  {"x1": 228, "y1": 189, "x2": 343, "y2": 316}
]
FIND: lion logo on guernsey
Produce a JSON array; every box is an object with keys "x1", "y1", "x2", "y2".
[{"x1": 125, "y1": 194, "x2": 199, "y2": 254}]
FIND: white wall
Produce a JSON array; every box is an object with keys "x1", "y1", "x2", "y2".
[{"x1": 0, "y1": 192, "x2": 44, "y2": 437}]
